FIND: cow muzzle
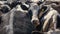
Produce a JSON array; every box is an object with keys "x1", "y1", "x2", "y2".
[{"x1": 31, "y1": 19, "x2": 40, "y2": 27}]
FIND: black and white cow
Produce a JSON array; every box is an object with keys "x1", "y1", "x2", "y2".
[
  {"x1": 27, "y1": 1, "x2": 46, "y2": 31},
  {"x1": 16, "y1": 1, "x2": 60, "y2": 33},
  {"x1": 39, "y1": 4, "x2": 60, "y2": 32},
  {"x1": 0, "y1": 1, "x2": 60, "y2": 34},
  {"x1": 28, "y1": 3, "x2": 40, "y2": 27},
  {"x1": 1, "y1": 1, "x2": 34, "y2": 34},
  {"x1": 28, "y1": 1, "x2": 60, "y2": 33}
]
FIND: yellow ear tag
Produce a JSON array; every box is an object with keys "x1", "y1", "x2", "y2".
[
  {"x1": 41, "y1": 9, "x2": 44, "y2": 12},
  {"x1": 38, "y1": 9, "x2": 44, "y2": 18}
]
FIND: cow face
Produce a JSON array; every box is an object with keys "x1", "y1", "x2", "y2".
[{"x1": 29, "y1": 3, "x2": 40, "y2": 27}]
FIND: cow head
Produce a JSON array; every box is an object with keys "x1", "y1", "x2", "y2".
[{"x1": 29, "y1": 3, "x2": 40, "y2": 27}]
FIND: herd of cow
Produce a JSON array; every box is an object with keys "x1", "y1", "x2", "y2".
[{"x1": 0, "y1": 0, "x2": 60, "y2": 34}]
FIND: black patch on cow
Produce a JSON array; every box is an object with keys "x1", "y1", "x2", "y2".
[
  {"x1": 1, "y1": 6, "x2": 9, "y2": 13},
  {"x1": 25, "y1": 1, "x2": 31, "y2": 5},
  {"x1": 21, "y1": 4, "x2": 29, "y2": 10},
  {"x1": 0, "y1": 16, "x2": 2, "y2": 24},
  {"x1": 13, "y1": 11, "x2": 34, "y2": 34},
  {"x1": 4, "y1": 3, "x2": 11, "y2": 6},
  {"x1": 10, "y1": 1, "x2": 21, "y2": 9},
  {"x1": 27, "y1": 10, "x2": 32, "y2": 20},
  {"x1": 37, "y1": 1, "x2": 43, "y2": 5},
  {"x1": 57, "y1": 15, "x2": 60, "y2": 28}
]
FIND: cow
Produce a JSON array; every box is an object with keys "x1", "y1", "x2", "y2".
[
  {"x1": 38, "y1": 3, "x2": 60, "y2": 32},
  {"x1": 10, "y1": 1, "x2": 60, "y2": 34},
  {"x1": 0, "y1": 1, "x2": 34, "y2": 34},
  {"x1": 27, "y1": 0, "x2": 46, "y2": 31},
  {"x1": 0, "y1": 1, "x2": 60, "y2": 34},
  {"x1": 29, "y1": 2, "x2": 60, "y2": 34}
]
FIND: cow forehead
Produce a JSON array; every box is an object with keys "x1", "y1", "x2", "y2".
[{"x1": 30, "y1": 4, "x2": 40, "y2": 11}]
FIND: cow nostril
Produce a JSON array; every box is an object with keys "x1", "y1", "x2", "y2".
[
  {"x1": 32, "y1": 20, "x2": 40, "y2": 27},
  {"x1": 33, "y1": 20, "x2": 37, "y2": 24}
]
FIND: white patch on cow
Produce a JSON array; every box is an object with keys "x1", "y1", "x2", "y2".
[
  {"x1": 1, "y1": 10, "x2": 14, "y2": 34},
  {"x1": 41, "y1": 0, "x2": 45, "y2": 2},
  {"x1": 7, "y1": 10, "x2": 15, "y2": 34},
  {"x1": 16, "y1": 5, "x2": 28, "y2": 13},
  {"x1": 1, "y1": 5, "x2": 11, "y2": 10},
  {"x1": 44, "y1": 6, "x2": 58, "y2": 20},
  {"x1": 29, "y1": 0, "x2": 40, "y2": 3},
  {"x1": 47, "y1": 29, "x2": 54, "y2": 34},
  {"x1": 0, "y1": 1, "x2": 4, "y2": 4},
  {"x1": 22, "y1": 2, "x2": 29, "y2": 8},
  {"x1": 31, "y1": 16, "x2": 39, "y2": 22},
  {"x1": 5, "y1": 25, "x2": 10, "y2": 32}
]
